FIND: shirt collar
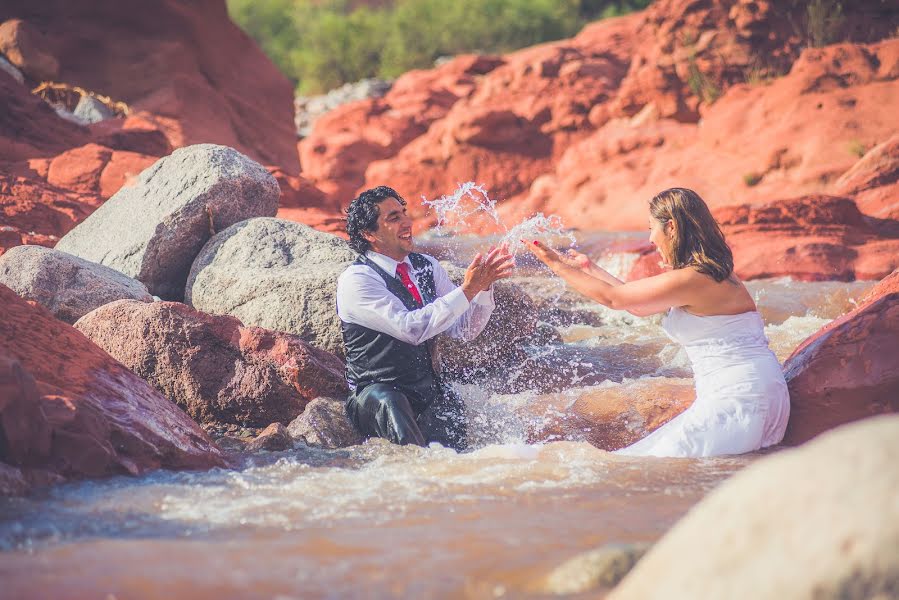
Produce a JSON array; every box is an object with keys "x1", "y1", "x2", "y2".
[{"x1": 365, "y1": 250, "x2": 412, "y2": 275}]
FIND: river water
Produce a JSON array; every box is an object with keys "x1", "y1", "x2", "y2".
[{"x1": 0, "y1": 232, "x2": 872, "y2": 599}]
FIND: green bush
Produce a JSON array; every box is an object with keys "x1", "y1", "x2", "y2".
[
  {"x1": 805, "y1": 0, "x2": 844, "y2": 48},
  {"x1": 227, "y1": 0, "x2": 651, "y2": 94}
]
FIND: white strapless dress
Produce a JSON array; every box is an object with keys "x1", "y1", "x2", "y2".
[{"x1": 616, "y1": 307, "x2": 790, "y2": 458}]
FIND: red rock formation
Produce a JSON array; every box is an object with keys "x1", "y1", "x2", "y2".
[
  {"x1": 0, "y1": 284, "x2": 224, "y2": 491},
  {"x1": 294, "y1": 2, "x2": 898, "y2": 245},
  {"x1": 524, "y1": 38, "x2": 899, "y2": 231},
  {"x1": 0, "y1": 69, "x2": 164, "y2": 254},
  {"x1": 365, "y1": 15, "x2": 639, "y2": 223},
  {"x1": 270, "y1": 167, "x2": 346, "y2": 234},
  {"x1": 0, "y1": 0, "x2": 299, "y2": 172},
  {"x1": 300, "y1": 54, "x2": 505, "y2": 204},
  {"x1": 715, "y1": 195, "x2": 899, "y2": 281},
  {"x1": 782, "y1": 269, "x2": 899, "y2": 445},
  {"x1": 74, "y1": 300, "x2": 349, "y2": 428},
  {"x1": 834, "y1": 134, "x2": 899, "y2": 220}
]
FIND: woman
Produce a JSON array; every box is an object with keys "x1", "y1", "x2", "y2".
[{"x1": 528, "y1": 188, "x2": 790, "y2": 457}]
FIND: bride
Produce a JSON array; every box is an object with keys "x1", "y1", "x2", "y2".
[{"x1": 527, "y1": 187, "x2": 790, "y2": 457}]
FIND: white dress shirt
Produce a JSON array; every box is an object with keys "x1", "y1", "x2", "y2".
[{"x1": 336, "y1": 250, "x2": 496, "y2": 346}]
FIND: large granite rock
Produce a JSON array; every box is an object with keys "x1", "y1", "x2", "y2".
[
  {"x1": 186, "y1": 217, "x2": 354, "y2": 356},
  {"x1": 0, "y1": 284, "x2": 223, "y2": 493},
  {"x1": 55, "y1": 144, "x2": 280, "y2": 300},
  {"x1": 287, "y1": 397, "x2": 362, "y2": 449},
  {"x1": 610, "y1": 415, "x2": 899, "y2": 599},
  {"x1": 74, "y1": 299, "x2": 348, "y2": 428},
  {"x1": 782, "y1": 270, "x2": 899, "y2": 445},
  {"x1": 0, "y1": 244, "x2": 152, "y2": 323}
]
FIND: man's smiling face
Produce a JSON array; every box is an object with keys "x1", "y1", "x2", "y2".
[{"x1": 364, "y1": 197, "x2": 414, "y2": 260}]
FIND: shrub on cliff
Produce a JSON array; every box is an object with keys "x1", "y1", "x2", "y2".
[{"x1": 227, "y1": 0, "x2": 650, "y2": 93}]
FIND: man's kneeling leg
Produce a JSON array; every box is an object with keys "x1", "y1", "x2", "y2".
[
  {"x1": 417, "y1": 384, "x2": 468, "y2": 451},
  {"x1": 346, "y1": 383, "x2": 427, "y2": 446}
]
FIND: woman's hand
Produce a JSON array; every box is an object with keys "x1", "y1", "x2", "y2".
[
  {"x1": 560, "y1": 249, "x2": 591, "y2": 270},
  {"x1": 526, "y1": 240, "x2": 565, "y2": 268}
]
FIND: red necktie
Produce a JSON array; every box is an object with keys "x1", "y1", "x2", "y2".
[{"x1": 396, "y1": 262, "x2": 423, "y2": 306}]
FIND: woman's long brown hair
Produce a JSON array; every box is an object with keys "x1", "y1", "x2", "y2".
[{"x1": 649, "y1": 188, "x2": 734, "y2": 282}]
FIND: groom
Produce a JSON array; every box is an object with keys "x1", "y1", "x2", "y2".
[{"x1": 337, "y1": 186, "x2": 514, "y2": 450}]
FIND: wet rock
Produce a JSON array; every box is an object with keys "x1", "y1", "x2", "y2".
[
  {"x1": 0, "y1": 18, "x2": 59, "y2": 81},
  {"x1": 186, "y1": 217, "x2": 355, "y2": 356},
  {"x1": 782, "y1": 272, "x2": 899, "y2": 445},
  {"x1": 73, "y1": 94, "x2": 115, "y2": 124},
  {"x1": 540, "y1": 542, "x2": 651, "y2": 595},
  {"x1": 246, "y1": 423, "x2": 293, "y2": 452},
  {"x1": 56, "y1": 144, "x2": 280, "y2": 299},
  {"x1": 528, "y1": 377, "x2": 695, "y2": 450},
  {"x1": 0, "y1": 283, "x2": 224, "y2": 484},
  {"x1": 610, "y1": 415, "x2": 899, "y2": 600},
  {"x1": 74, "y1": 299, "x2": 347, "y2": 428},
  {"x1": 213, "y1": 435, "x2": 248, "y2": 453},
  {"x1": 0, "y1": 244, "x2": 152, "y2": 323},
  {"x1": 287, "y1": 397, "x2": 362, "y2": 449},
  {"x1": 860, "y1": 267, "x2": 899, "y2": 304}
]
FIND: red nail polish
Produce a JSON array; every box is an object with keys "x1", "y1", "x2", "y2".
[{"x1": 532, "y1": 240, "x2": 539, "y2": 246}]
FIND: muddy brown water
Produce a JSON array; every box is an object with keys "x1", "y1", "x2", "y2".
[{"x1": 0, "y1": 232, "x2": 873, "y2": 599}]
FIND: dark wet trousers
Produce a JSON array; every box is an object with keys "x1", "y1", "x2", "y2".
[{"x1": 346, "y1": 382, "x2": 468, "y2": 451}]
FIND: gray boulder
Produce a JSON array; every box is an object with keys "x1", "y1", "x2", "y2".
[
  {"x1": 186, "y1": 217, "x2": 355, "y2": 355},
  {"x1": 55, "y1": 144, "x2": 280, "y2": 300},
  {"x1": 287, "y1": 397, "x2": 362, "y2": 449},
  {"x1": 610, "y1": 415, "x2": 899, "y2": 600},
  {"x1": 0, "y1": 245, "x2": 152, "y2": 323}
]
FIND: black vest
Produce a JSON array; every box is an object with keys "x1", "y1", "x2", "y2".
[{"x1": 341, "y1": 253, "x2": 439, "y2": 394}]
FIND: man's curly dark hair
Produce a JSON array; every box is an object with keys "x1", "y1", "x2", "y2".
[{"x1": 345, "y1": 186, "x2": 406, "y2": 254}]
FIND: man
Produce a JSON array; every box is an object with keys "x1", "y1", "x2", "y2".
[{"x1": 337, "y1": 186, "x2": 514, "y2": 450}]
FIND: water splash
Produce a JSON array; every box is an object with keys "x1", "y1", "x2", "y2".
[
  {"x1": 422, "y1": 182, "x2": 500, "y2": 234},
  {"x1": 422, "y1": 182, "x2": 575, "y2": 255}
]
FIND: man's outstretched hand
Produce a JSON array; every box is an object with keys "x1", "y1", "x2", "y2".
[{"x1": 462, "y1": 245, "x2": 515, "y2": 301}]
